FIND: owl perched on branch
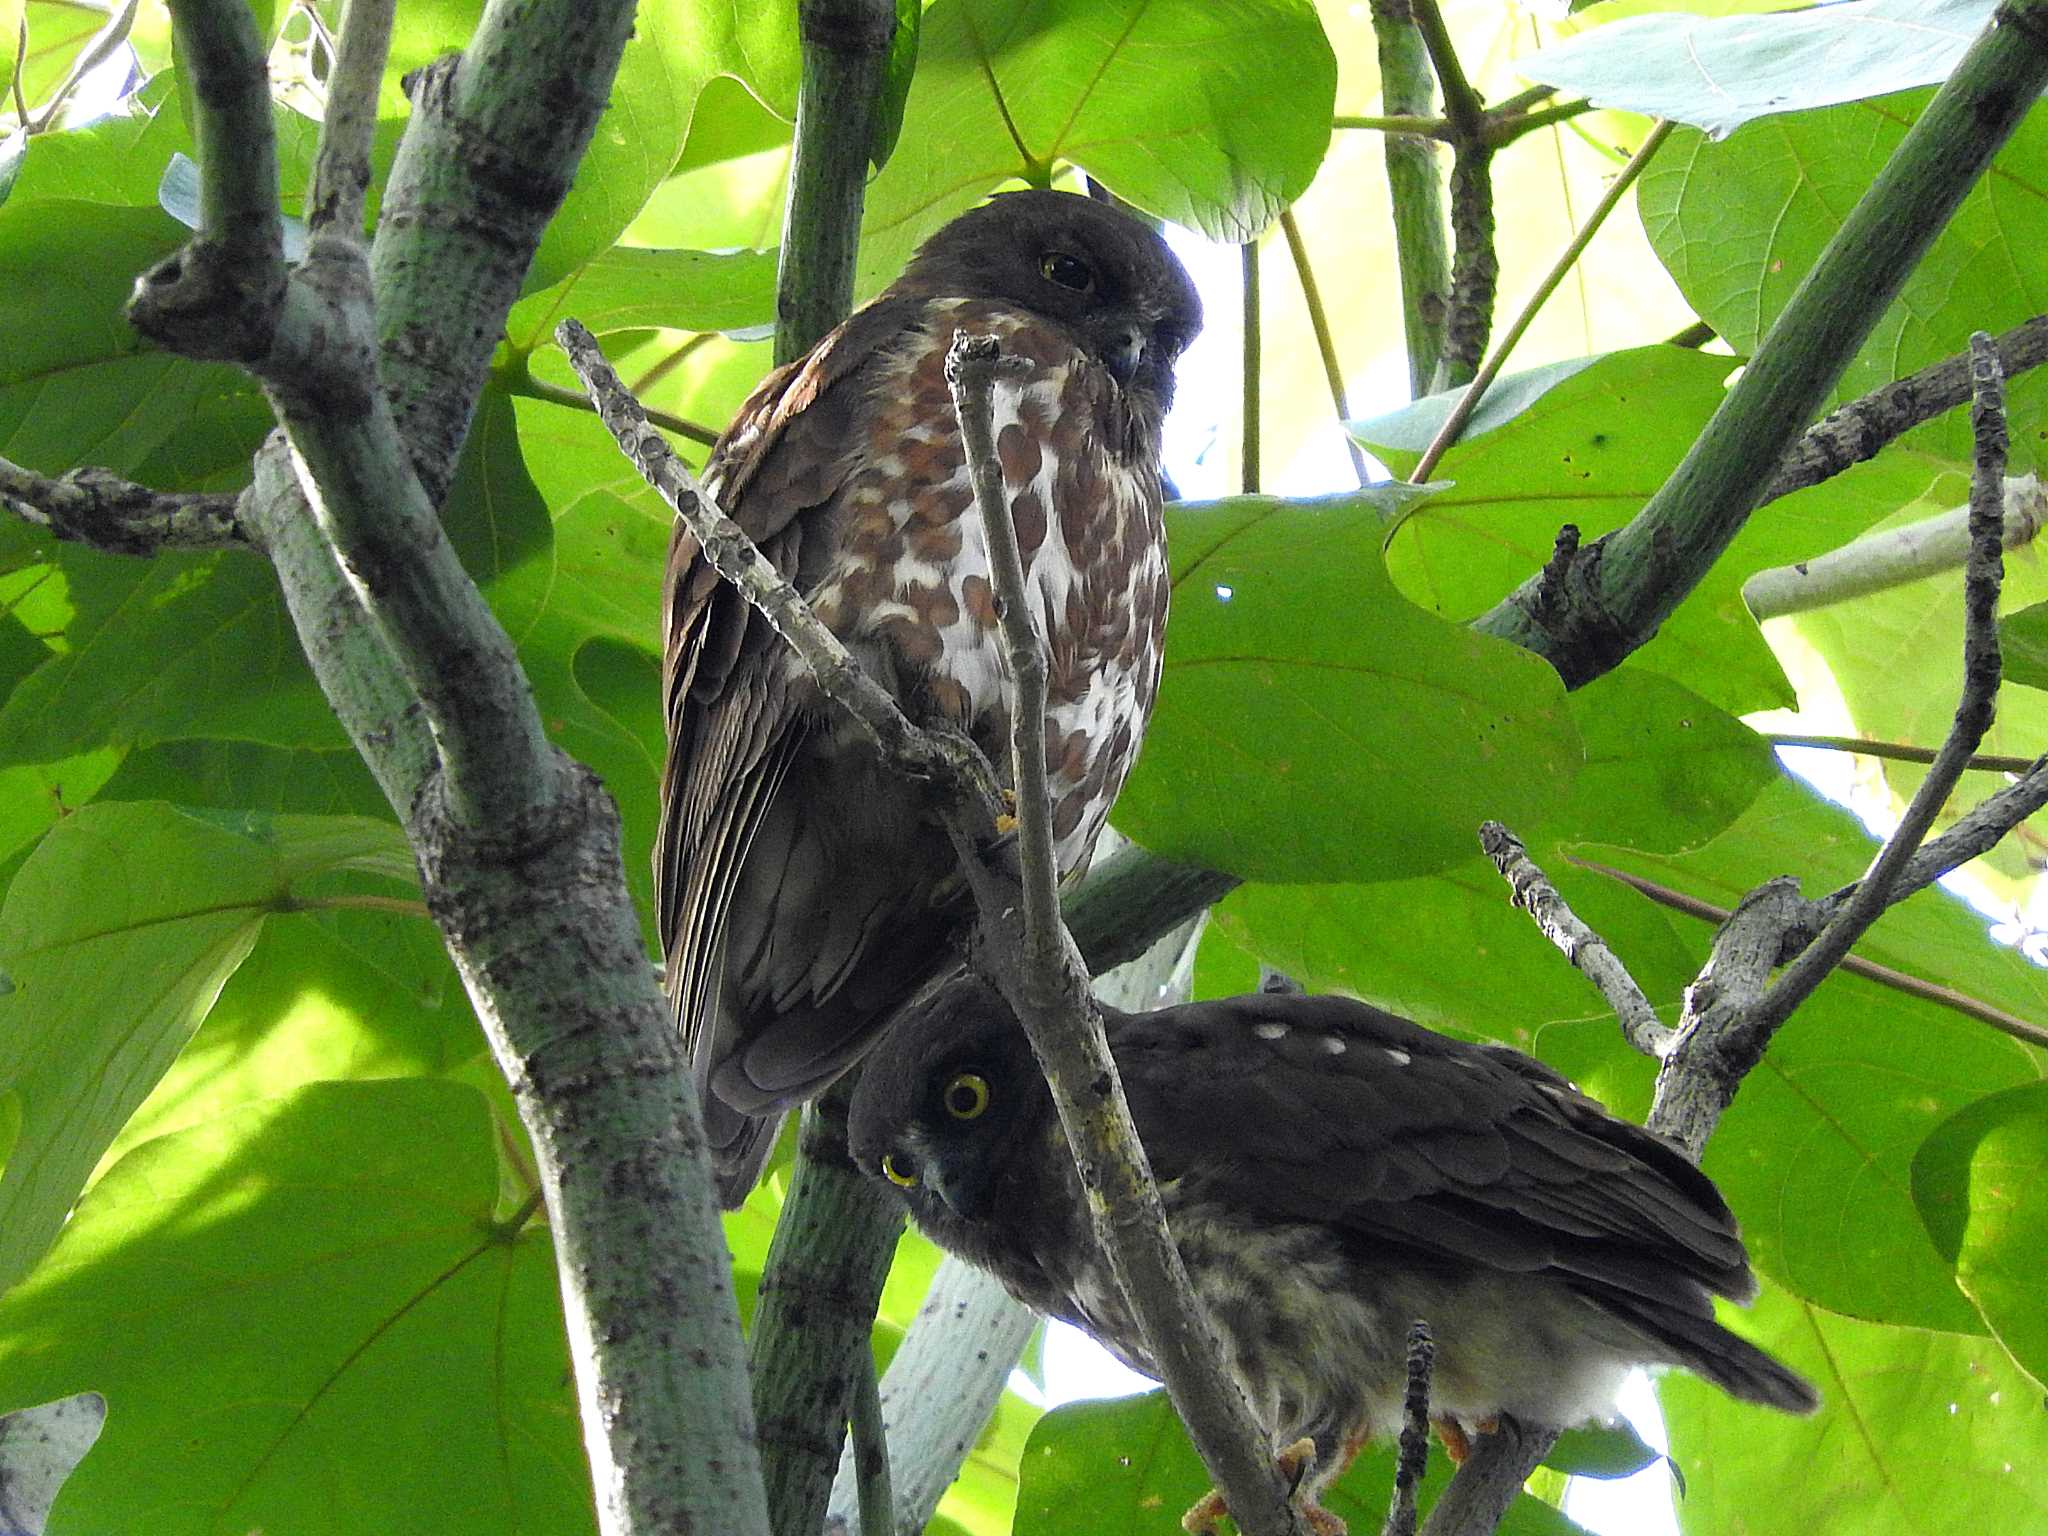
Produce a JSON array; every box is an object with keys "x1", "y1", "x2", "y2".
[
  {"x1": 849, "y1": 976, "x2": 1817, "y2": 1533},
  {"x1": 657, "y1": 192, "x2": 1202, "y2": 1204}
]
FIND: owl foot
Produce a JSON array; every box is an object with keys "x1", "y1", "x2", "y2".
[
  {"x1": 1180, "y1": 1439, "x2": 1347, "y2": 1536},
  {"x1": 1431, "y1": 1416, "x2": 1499, "y2": 1465}
]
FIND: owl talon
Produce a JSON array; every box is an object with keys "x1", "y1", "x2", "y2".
[
  {"x1": 1431, "y1": 1416, "x2": 1499, "y2": 1465},
  {"x1": 1179, "y1": 1440, "x2": 1348, "y2": 1536}
]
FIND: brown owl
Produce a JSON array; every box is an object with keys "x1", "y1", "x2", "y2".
[
  {"x1": 657, "y1": 191, "x2": 1202, "y2": 1204},
  {"x1": 850, "y1": 977, "x2": 1817, "y2": 1533}
]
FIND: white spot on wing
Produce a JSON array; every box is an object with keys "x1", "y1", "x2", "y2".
[
  {"x1": 1383, "y1": 1048, "x2": 1412, "y2": 1066},
  {"x1": 1253, "y1": 1022, "x2": 1287, "y2": 1041}
]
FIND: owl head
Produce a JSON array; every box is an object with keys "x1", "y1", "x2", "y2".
[
  {"x1": 893, "y1": 189, "x2": 1203, "y2": 411},
  {"x1": 847, "y1": 975, "x2": 1050, "y2": 1233}
]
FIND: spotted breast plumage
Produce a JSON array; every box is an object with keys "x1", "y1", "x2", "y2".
[
  {"x1": 849, "y1": 976, "x2": 1817, "y2": 1534},
  {"x1": 657, "y1": 191, "x2": 1202, "y2": 1205}
]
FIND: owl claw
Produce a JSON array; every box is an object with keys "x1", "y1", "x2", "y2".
[
  {"x1": 1431, "y1": 1416, "x2": 1498, "y2": 1465},
  {"x1": 1180, "y1": 1440, "x2": 1348, "y2": 1536}
]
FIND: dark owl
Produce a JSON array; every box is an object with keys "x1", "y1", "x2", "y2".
[
  {"x1": 657, "y1": 193, "x2": 1202, "y2": 1204},
  {"x1": 849, "y1": 976, "x2": 1817, "y2": 1531}
]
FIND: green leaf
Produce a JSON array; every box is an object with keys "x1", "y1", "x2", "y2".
[
  {"x1": 1014, "y1": 1392, "x2": 1588, "y2": 1536},
  {"x1": 1113, "y1": 493, "x2": 1581, "y2": 883},
  {"x1": 1546, "y1": 1423, "x2": 1660, "y2": 1480},
  {"x1": 1640, "y1": 93, "x2": 2048, "y2": 473},
  {"x1": 1541, "y1": 667, "x2": 1776, "y2": 853},
  {"x1": 1912, "y1": 1082, "x2": 2048, "y2": 1389},
  {"x1": 859, "y1": 0, "x2": 1337, "y2": 291},
  {"x1": 1658, "y1": 1280, "x2": 2048, "y2": 1536},
  {"x1": 0, "y1": 548, "x2": 345, "y2": 763},
  {"x1": 872, "y1": 0, "x2": 923, "y2": 172},
  {"x1": 1355, "y1": 346, "x2": 1795, "y2": 715},
  {"x1": 0, "y1": 200, "x2": 245, "y2": 477},
  {"x1": 1348, "y1": 356, "x2": 1603, "y2": 453},
  {"x1": 506, "y1": 244, "x2": 779, "y2": 353},
  {"x1": 1522, "y1": 0, "x2": 1996, "y2": 139},
  {"x1": 1997, "y1": 599, "x2": 2048, "y2": 692},
  {"x1": 0, "y1": 1078, "x2": 595, "y2": 1536},
  {"x1": 523, "y1": 0, "x2": 801, "y2": 295},
  {"x1": 0, "y1": 801, "x2": 414, "y2": 1297}
]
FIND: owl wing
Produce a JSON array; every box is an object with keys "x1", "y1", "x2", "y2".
[
  {"x1": 1111, "y1": 993, "x2": 1754, "y2": 1306},
  {"x1": 655, "y1": 297, "x2": 921, "y2": 1096}
]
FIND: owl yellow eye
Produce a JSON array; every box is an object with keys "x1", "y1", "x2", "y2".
[
  {"x1": 882, "y1": 1153, "x2": 919, "y2": 1188},
  {"x1": 943, "y1": 1072, "x2": 991, "y2": 1120},
  {"x1": 1039, "y1": 252, "x2": 1095, "y2": 293}
]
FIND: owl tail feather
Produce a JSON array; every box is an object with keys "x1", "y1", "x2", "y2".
[
  {"x1": 706, "y1": 1099, "x2": 783, "y2": 1210},
  {"x1": 1607, "y1": 1295, "x2": 1821, "y2": 1414}
]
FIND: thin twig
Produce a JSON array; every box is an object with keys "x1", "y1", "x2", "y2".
[
  {"x1": 1485, "y1": 98, "x2": 1595, "y2": 146},
  {"x1": 1242, "y1": 240, "x2": 1261, "y2": 494},
  {"x1": 516, "y1": 374, "x2": 721, "y2": 447},
  {"x1": 11, "y1": 13, "x2": 29, "y2": 128},
  {"x1": 1335, "y1": 112, "x2": 1450, "y2": 137},
  {"x1": 847, "y1": 1348, "x2": 894, "y2": 1536},
  {"x1": 1761, "y1": 313, "x2": 2048, "y2": 505},
  {"x1": 944, "y1": 334, "x2": 1306, "y2": 1536},
  {"x1": 1570, "y1": 855, "x2": 2048, "y2": 1052},
  {"x1": 1383, "y1": 1322, "x2": 1435, "y2": 1536},
  {"x1": 0, "y1": 458, "x2": 248, "y2": 552},
  {"x1": 1431, "y1": 134, "x2": 1496, "y2": 392},
  {"x1": 28, "y1": 0, "x2": 138, "y2": 133},
  {"x1": 947, "y1": 336, "x2": 1059, "y2": 979},
  {"x1": 1479, "y1": 823, "x2": 1673, "y2": 1057},
  {"x1": 1751, "y1": 334, "x2": 2009, "y2": 1038},
  {"x1": 306, "y1": 0, "x2": 393, "y2": 239},
  {"x1": 1412, "y1": 121, "x2": 1674, "y2": 483},
  {"x1": 1408, "y1": 0, "x2": 1484, "y2": 142},
  {"x1": 1763, "y1": 735, "x2": 2040, "y2": 774},
  {"x1": 1278, "y1": 210, "x2": 1370, "y2": 487}
]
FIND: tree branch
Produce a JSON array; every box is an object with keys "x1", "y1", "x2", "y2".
[
  {"x1": 1735, "y1": 335, "x2": 2009, "y2": 1039},
  {"x1": 943, "y1": 335, "x2": 1308, "y2": 1536},
  {"x1": 1367, "y1": 0, "x2": 1451, "y2": 396},
  {"x1": 114, "y1": 6, "x2": 773, "y2": 1533},
  {"x1": 1382, "y1": 1323, "x2": 1435, "y2": 1536},
  {"x1": 367, "y1": 0, "x2": 642, "y2": 501},
  {"x1": 1743, "y1": 474, "x2": 2046, "y2": 618},
  {"x1": 0, "y1": 459, "x2": 247, "y2": 553},
  {"x1": 305, "y1": 0, "x2": 391, "y2": 239},
  {"x1": 1567, "y1": 853, "x2": 2048, "y2": 1051},
  {"x1": 1478, "y1": 822, "x2": 1672, "y2": 1057},
  {"x1": 776, "y1": 0, "x2": 894, "y2": 363},
  {"x1": 1474, "y1": 2, "x2": 2048, "y2": 685},
  {"x1": 825, "y1": 897, "x2": 1208, "y2": 1535},
  {"x1": 1760, "y1": 312, "x2": 2048, "y2": 504}
]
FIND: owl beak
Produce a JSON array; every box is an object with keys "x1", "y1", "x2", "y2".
[
  {"x1": 1094, "y1": 321, "x2": 1146, "y2": 389},
  {"x1": 928, "y1": 1164, "x2": 990, "y2": 1222}
]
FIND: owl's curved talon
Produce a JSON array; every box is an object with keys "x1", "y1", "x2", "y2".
[{"x1": 1179, "y1": 1440, "x2": 1348, "y2": 1536}]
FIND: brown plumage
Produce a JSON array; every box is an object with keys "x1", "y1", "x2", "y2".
[
  {"x1": 657, "y1": 192, "x2": 1202, "y2": 1205},
  {"x1": 850, "y1": 977, "x2": 1817, "y2": 1533}
]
